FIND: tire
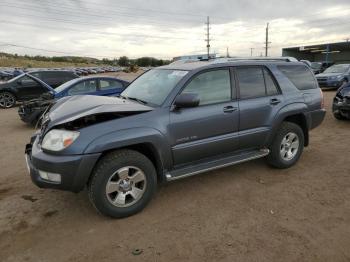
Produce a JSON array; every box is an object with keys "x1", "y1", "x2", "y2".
[
  {"x1": 88, "y1": 149, "x2": 157, "y2": 218},
  {"x1": 267, "y1": 122, "x2": 304, "y2": 169},
  {"x1": 0, "y1": 92, "x2": 16, "y2": 108},
  {"x1": 333, "y1": 111, "x2": 346, "y2": 120}
]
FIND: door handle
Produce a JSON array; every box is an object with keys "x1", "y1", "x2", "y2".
[
  {"x1": 223, "y1": 106, "x2": 237, "y2": 113},
  {"x1": 270, "y1": 98, "x2": 281, "y2": 105}
]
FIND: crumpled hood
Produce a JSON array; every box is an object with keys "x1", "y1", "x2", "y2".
[
  {"x1": 316, "y1": 72, "x2": 343, "y2": 78},
  {"x1": 47, "y1": 95, "x2": 153, "y2": 125}
]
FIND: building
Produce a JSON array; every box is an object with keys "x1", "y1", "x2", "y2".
[
  {"x1": 173, "y1": 53, "x2": 217, "y2": 61},
  {"x1": 282, "y1": 41, "x2": 350, "y2": 63}
]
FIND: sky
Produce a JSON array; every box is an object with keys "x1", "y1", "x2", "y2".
[{"x1": 0, "y1": 0, "x2": 350, "y2": 59}]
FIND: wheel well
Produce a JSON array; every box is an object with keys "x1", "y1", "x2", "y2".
[
  {"x1": 0, "y1": 90, "x2": 16, "y2": 98},
  {"x1": 283, "y1": 114, "x2": 309, "y2": 146},
  {"x1": 98, "y1": 143, "x2": 165, "y2": 183}
]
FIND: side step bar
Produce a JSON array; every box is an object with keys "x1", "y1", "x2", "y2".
[{"x1": 166, "y1": 149, "x2": 269, "y2": 181}]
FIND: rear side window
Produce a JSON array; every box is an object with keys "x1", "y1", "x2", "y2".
[
  {"x1": 263, "y1": 68, "x2": 279, "y2": 96},
  {"x1": 236, "y1": 67, "x2": 266, "y2": 99},
  {"x1": 278, "y1": 65, "x2": 317, "y2": 90}
]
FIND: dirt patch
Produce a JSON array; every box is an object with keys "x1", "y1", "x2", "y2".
[{"x1": 21, "y1": 195, "x2": 38, "y2": 202}]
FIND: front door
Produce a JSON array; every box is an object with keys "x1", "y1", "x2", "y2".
[{"x1": 168, "y1": 68, "x2": 239, "y2": 166}]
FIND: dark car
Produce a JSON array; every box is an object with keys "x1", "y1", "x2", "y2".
[
  {"x1": 0, "y1": 70, "x2": 13, "y2": 81},
  {"x1": 0, "y1": 70, "x2": 79, "y2": 108},
  {"x1": 332, "y1": 82, "x2": 350, "y2": 120},
  {"x1": 25, "y1": 59, "x2": 325, "y2": 218},
  {"x1": 18, "y1": 76, "x2": 129, "y2": 126},
  {"x1": 311, "y1": 61, "x2": 333, "y2": 75},
  {"x1": 315, "y1": 64, "x2": 350, "y2": 89}
]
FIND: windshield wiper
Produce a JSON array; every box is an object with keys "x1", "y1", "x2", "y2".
[{"x1": 126, "y1": 96, "x2": 148, "y2": 105}]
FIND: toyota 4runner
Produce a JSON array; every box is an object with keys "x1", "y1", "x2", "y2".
[{"x1": 25, "y1": 59, "x2": 326, "y2": 218}]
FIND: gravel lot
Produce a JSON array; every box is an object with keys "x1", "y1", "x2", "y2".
[{"x1": 0, "y1": 73, "x2": 349, "y2": 262}]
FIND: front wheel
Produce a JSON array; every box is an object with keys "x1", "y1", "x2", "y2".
[
  {"x1": 88, "y1": 150, "x2": 157, "y2": 218},
  {"x1": 0, "y1": 92, "x2": 16, "y2": 108},
  {"x1": 267, "y1": 122, "x2": 304, "y2": 169}
]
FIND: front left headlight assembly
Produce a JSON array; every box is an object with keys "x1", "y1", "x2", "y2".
[{"x1": 42, "y1": 129, "x2": 80, "y2": 151}]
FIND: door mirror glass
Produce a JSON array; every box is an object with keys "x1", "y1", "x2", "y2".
[{"x1": 174, "y1": 93, "x2": 200, "y2": 108}]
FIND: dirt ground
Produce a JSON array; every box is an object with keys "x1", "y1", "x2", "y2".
[{"x1": 0, "y1": 73, "x2": 349, "y2": 262}]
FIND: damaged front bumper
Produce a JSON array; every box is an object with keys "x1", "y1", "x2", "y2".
[
  {"x1": 332, "y1": 96, "x2": 350, "y2": 118},
  {"x1": 25, "y1": 134, "x2": 101, "y2": 193}
]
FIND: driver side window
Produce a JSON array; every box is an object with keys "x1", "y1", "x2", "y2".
[
  {"x1": 181, "y1": 69, "x2": 232, "y2": 105},
  {"x1": 68, "y1": 80, "x2": 97, "y2": 95}
]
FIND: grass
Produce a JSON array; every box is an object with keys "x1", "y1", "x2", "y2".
[{"x1": 0, "y1": 57, "x2": 100, "y2": 68}]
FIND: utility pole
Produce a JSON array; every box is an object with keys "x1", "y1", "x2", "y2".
[
  {"x1": 250, "y1": 48, "x2": 254, "y2": 57},
  {"x1": 205, "y1": 16, "x2": 210, "y2": 60},
  {"x1": 265, "y1": 22, "x2": 270, "y2": 57},
  {"x1": 226, "y1": 47, "x2": 230, "y2": 58}
]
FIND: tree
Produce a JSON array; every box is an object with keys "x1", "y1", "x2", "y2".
[{"x1": 118, "y1": 56, "x2": 129, "y2": 66}]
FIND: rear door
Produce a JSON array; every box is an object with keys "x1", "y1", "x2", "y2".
[
  {"x1": 98, "y1": 79, "x2": 125, "y2": 96},
  {"x1": 169, "y1": 68, "x2": 240, "y2": 166},
  {"x1": 235, "y1": 66, "x2": 283, "y2": 149}
]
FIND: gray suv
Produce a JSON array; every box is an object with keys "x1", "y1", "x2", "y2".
[{"x1": 25, "y1": 60, "x2": 326, "y2": 218}]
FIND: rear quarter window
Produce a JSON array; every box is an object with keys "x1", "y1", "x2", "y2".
[{"x1": 278, "y1": 65, "x2": 317, "y2": 90}]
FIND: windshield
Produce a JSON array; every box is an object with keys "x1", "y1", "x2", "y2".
[
  {"x1": 121, "y1": 69, "x2": 188, "y2": 106},
  {"x1": 54, "y1": 78, "x2": 80, "y2": 93},
  {"x1": 324, "y1": 64, "x2": 350, "y2": 74},
  {"x1": 311, "y1": 62, "x2": 322, "y2": 69}
]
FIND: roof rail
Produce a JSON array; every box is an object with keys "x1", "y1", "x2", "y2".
[{"x1": 212, "y1": 56, "x2": 298, "y2": 63}]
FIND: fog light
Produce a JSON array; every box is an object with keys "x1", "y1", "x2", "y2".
[{"x1": 38, "y1": 170, "x2": 61, "y2": 183}]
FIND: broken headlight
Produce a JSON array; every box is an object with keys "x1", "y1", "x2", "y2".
[{"x1": 42, "y1": 129, "x2": 80, "y2": 151}]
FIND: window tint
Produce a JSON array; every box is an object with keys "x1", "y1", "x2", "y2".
[
  {"x1": 20, "y1": 75, "x2": 36, "y2": 85},
  {"x1": 68, "y1": 80, "x2": 97, "y2": 95},
  {"x1": 236, "y1": 67, "x2": 266, "y2": 99},
  {"x1": 278, "y1": 65, "x2": 317, "y2": 90},
  {"x1": 181, "y1": 69, "x2": 231, "y2": 105},
  {"x1": 263, "y1": 68, "x2": 279, "y2": 96},
  {"x1": 30, "y1": 72, "x2": 41, "y2": 78},
  {"x1": 100, "y1": 79, "x2": 123, "y2": 90}
]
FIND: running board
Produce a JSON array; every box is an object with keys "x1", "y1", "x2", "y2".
[{"x1": 166, "y1": 149, "x2": 269, "y2": 181}]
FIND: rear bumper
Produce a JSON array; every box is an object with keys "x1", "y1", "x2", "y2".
[
  {"x1": 309, "y1": 109, "x2": 326, "y2": 129},
  {"x1": 18, "y1": 106, "x2": 42, "y2": 124},
  {"x1": 25, "y1": 135, "x2": 101, "y2": 193}
]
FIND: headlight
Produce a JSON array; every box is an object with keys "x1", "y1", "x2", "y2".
[{"x1": 42, "y1": 129, "x2": 80, "y2": 151}]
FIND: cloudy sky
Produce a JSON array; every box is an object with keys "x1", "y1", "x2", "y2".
[{"x1": 0, "y1": 0, "x2": 350, "y2": 59}]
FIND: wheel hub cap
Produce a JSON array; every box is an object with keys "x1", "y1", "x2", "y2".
[
  {"x1": 105, "y1": 166, "x2": 147, "y2": 208},
  {"x1": 280, "y1": 132, "x2": 299, "y2": 161}
]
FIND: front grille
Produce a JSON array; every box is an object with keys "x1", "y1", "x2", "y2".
[{"x1": 317, "y1": 77, "x2": 328, "y2": 82}]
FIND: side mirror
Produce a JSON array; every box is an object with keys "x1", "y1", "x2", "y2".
[{"x1": 174, "y1": 93, "x2": 200, "y2": 109}]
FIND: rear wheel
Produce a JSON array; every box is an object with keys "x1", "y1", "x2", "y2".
[
  {"x1": 88, "y1": 150, "x2": 157, "y2": 218},
  {"x1": 267, "y1": 122, "x2": 304, "y2": 169},
  {"x1": 0, "y1": 92, "x2": 16, "y2": 108}
]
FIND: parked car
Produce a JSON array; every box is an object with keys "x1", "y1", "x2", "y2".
[
  {"x1": 25, "y1": 60, "x2": 325, "y2": 218},
  {"x1": 315, "y1": 64, "x2": 350, "y2": 89},
  {"x1": 28, "y1": 70, "x2": 78, "y2": 88},
  {"x1": 311, "y1": 62, "x2": 333, "y2": 74},
  {"x1": 0, "y1": 70, "x2": 13, "y2": 81},
  {"x1": 0, "y1": 71, "x2": 79, "y2": 108},
  {"x1": 332, "y1": 82, "x2": 350, "y2": 120},
  {"x1": 18, "y1": 76, "x2": 129, "y2": 126}
]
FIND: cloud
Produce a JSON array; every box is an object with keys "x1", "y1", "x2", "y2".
[{"x1": 0, "y1": 0, "x2": 349, "y2": 59}]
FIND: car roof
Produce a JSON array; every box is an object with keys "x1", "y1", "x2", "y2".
[{"x1": 159, "y1": 59, "x2": 305, "y2": 71}]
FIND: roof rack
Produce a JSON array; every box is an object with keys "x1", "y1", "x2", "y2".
[{"x1": 212, "y1": 56, "x2": 298, "y2": 63}]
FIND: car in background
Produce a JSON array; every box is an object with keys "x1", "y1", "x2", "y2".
[
  {"x1": 0, "y1": 70, "x2": 79, "y2": 108},
  {"x1": 332, "y1": 82, "x2": 350, "y2": 120},
  {"x1": 28, "y1": 70, "x2": 78, "y2": 88},
  {"x1": 0, "y1": 70, "x2": 13, "y2": 81},
  {"x1": 18, "y1": 76, "x2": 129, "y2": 125},
  {"x1": 315, "y1": 64, "x2": 350, "y2": 89},
  {"x1": 311, "y1": 62, "x2": 334, "y2": 75}
]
